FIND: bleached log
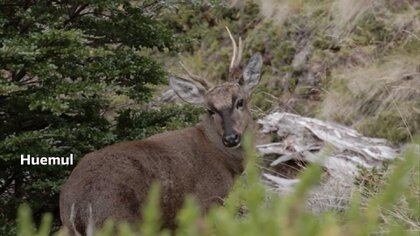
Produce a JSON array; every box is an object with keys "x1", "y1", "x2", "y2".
[
  {"x1": 257, "y1": 112, "x2": 398, "y2": 213},
  {"x1": 257, "y1": 112, "x2": 397, "y2": 167},
  {"x1": 262, "y1": 173, "x2": 299, "y2": 188}
]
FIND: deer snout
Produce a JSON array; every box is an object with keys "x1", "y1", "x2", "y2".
[{"x1": 222, "y1": 132, "x2": 241, "y2": 148}]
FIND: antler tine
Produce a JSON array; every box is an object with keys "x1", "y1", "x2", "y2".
[
  {"x1": 236, "y1": 37, "x2": 243, "y2": 67},
  {"x1": 225, "y1": 26, "x2": 237, "y2": 70},
  {"x1": 179, "y1": 61, "x2": 212, "y2": 89},
  {"x1": 226, "y1": 26, "x2": 245, "y2": 82}
]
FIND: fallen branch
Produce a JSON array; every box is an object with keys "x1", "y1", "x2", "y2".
[{"x1": 256, "y1": 112, "x2": 398, "y2": 213}]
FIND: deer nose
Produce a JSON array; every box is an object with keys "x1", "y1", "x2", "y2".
[{"x1": 222, "y1": 133, "x2": 241, "y2": 147}]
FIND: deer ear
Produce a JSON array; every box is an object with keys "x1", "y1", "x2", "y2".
[
  {"x1": 169, "y1": 76, "x2": 205, "y2": 105},
  {"x1": 240, "y1": 53, "x2": 263, "y2": 94}
]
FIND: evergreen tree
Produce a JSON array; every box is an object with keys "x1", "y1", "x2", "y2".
[{"x1": 0, "y1": 0, "x2": 178, "y2": 233}]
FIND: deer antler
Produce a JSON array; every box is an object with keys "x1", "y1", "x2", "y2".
[
  {"x1": 179, "y1": 61, "x2": 212, "y2": 90},
  {"x1": 226, "y1": 26, "x2": 244, "y2": 81}
]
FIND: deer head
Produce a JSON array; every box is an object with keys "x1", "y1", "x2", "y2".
[{"x1": 170, "y1": 28, "x2": 263, "y2": 148}]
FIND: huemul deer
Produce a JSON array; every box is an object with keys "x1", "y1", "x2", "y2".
[{"x1": 59, "y1": 29, "x2": 263, "y2": 234}]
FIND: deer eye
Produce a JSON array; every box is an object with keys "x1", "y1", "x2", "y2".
[
  {"x1": 207, "y1": 109, "x2": 215, "y2": 115},
  {"x1": 236, "y1": 99, "x2": 244, "y2": 109}
]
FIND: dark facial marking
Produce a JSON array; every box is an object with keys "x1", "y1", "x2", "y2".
[
  {"x1": 220, "y1": 109, "x2": 236, "y2": 134},
  {"x1": 231, "y1": 94, "x2": 238, "y2": 111}
]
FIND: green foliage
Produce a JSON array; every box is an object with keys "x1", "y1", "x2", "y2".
[
  {"x1": 0, "y1": 0, "x2": 195, "y2": 234},
  {"x1": 14, "y1": 137, "x2": 420, "y2": 236},
  {"x1": 16, "y1": 204, "x2": 52, "y2": 236},
  {"x1": 159, "y1": 0, "x2": 239, "y2": 52},
  {"x1": 140, "y1": 183, "x2": 164, "y2": 236},
  {"x1": 116, "y1": 105, "x2": 203, "y2": 141},
  {"x1": 352, "y1": 12, "x2": 392, "y2": 46}
]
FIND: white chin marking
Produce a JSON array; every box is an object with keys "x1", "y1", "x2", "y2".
[{"x1": 229, "y1": 143, "x2": 241, "y2": 149}]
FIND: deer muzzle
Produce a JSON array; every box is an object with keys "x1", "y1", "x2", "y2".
[{"x1": 222, "y1": 132, "x2": 241, "y2": 148}]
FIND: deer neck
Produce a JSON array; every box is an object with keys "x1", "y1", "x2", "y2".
[{"x1": 197, "y1": 115, "x2": 256, "y2": 175}]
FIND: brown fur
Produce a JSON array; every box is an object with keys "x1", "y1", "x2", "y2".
[{"x1": 59, "y1": 83, "x2": 256, "y2": 234}]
